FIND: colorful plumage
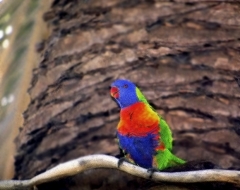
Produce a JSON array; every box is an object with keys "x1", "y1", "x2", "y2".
[{"x1": 110, "y1": 79, "x2": 185, "y2": 170}]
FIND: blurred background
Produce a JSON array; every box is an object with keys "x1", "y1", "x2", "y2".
[{"x1": 0, "y1": 0, "x2": 51, "y2": 179}]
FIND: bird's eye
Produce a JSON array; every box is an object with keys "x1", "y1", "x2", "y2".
[{"x1": 123, "y1": 84, "x2": 128, "y2": 88}]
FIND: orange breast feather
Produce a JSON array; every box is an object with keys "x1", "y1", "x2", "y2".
[{"x1": 117, "y1": 102, "x2": 160, "y2": 137}]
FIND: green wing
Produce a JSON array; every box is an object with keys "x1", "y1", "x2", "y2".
[{"x1": 159, "y1": 117, "x2": 173, "y2": 151}]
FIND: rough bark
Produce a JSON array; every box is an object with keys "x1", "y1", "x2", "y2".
[{"x1": 14, "y1": 0, "x2": 240, "y2": 189}]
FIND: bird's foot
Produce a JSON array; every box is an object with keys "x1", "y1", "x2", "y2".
[
  {"x1": 117, "y1": 157, "x2": 131, "y2": 168},
  {"x1": 147, "y1": 167, "x2": 159, "y2": 179}
]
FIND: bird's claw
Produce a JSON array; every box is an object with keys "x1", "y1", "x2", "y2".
[
  {"x1": 147, "y1": 167, "x2": 159, "y2": 179},
  {"x1": 117, "y1": 157, "x2": 131, "y2": 168}
]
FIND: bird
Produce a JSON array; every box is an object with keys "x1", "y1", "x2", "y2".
[{"x1": 110, "y1": 79, "x2": 185, "y2": 170}]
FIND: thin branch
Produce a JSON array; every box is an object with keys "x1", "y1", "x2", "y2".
[{"x1": 0, "y1": 154, "x2": 240, "y2": 190}]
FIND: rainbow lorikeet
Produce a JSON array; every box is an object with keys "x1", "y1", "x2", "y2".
[{"x1": 110, "y1": 79, "x2": 185, "y2": 170}]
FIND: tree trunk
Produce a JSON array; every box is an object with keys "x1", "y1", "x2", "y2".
[{"x1": 14, "y1": 0, "x2": 240, "y2": 189}]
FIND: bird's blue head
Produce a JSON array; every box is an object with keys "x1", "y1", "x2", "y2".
[{"x1": 110, "y1": 79, "x2": 139, "y2": 108}]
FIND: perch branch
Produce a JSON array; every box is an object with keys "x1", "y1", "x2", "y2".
[{"x1": 0, "y1": 154, "x2": 240, "y2": 190}]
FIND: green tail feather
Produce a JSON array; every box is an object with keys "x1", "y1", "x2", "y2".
[{"x1": 155, "y1": 149, "x2": 186, "y2": 170}]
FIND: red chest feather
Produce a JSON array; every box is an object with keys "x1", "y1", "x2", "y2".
[{"x1": 117, "y1": 102, "x2": 160, "y2": 136}]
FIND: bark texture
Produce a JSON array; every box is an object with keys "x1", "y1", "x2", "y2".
[{"x1": 14, "y1": 0, "x2": 240, "y2": 189}]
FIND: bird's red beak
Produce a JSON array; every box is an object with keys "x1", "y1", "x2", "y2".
[{"x1": 110, "y1": 87, "x2": 119, "y2": 98}]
